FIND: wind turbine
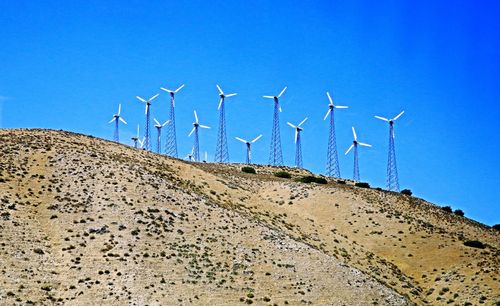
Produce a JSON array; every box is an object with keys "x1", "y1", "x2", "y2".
[
  {"x1": 135, "y1": 93, "x2": 159, "y2": 151},
  {"x1": 188, "y1": 110, "x2": 210, "y2": 162},
  {"x1": 160, "y1": 84, "x2": 184, "y2": 157},
  {"x1": 263, "y1": 86, "x2": 287, "y2": 166},
  {"x1": 138, "y1": 137, "x2": 146, "y2": 150},
  {"x1": 214, "y1": 84, "x2": 237, "y2": 163},
  {"x1": 185, "y1": 147, "x2": 195, "y2": 162},
  {"x1": 345, "y1": 127, "x2": 372, "y2": 181},
  {"x1": 108, "y1": 103, "x2": 127, "y2": 143},
  {"x1": 287, "y1": 118, "x2": 308, "y2": 168},
  {"x1": 324, "y1": 92, "x2": 348, "y2": 178},
  {"x1": 131, "y1": 124, "x2": 140, "y2": 148},
  {"x1": 235, "y1": 135, "x2": 263, "y2": 164},
  {"x1": 153, "y1": 118, "x2": 170, "y2": 154},
  {"x1": 375, "y1": 111, "x2": 404, "y2": 191}
]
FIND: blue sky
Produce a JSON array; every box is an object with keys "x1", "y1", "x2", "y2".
[{"x1": 1, "y1": 1, "x2": 499, "y2": 225}]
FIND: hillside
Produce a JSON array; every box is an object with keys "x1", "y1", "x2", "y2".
[{"x1": 0, "y1": 129, "x2": 498, "y2": 305}]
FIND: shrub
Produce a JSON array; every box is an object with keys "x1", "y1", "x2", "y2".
[
  {"x1": 401, "y1": 189, "x2": 412, "y2": 196},
  {"x1": 463, "y1": 240, "x2": 485, "y2": 249},
  {"x1": 274, "y1": 171, "x2": 291, "y2": 179},
  {"x1": 296, "y1": 176, "x2": 327, "y2": 184},
  {"x1": 492, "y1": 224, "x2": 500, "y2": 231},
  {"x1": 442, "y1": 206, "x2": 452, "y2": 213},
  {"x1": 355, "y1": 182, "x2": 370, "y2": 188},
  {"x1": 337, "y1": 180, "x2": 346, "y2": 184},
  {"x1": 453, "y1": 209, "x2": 464, "y2": 217},
  {"x1": 241, "y1": 166, "x2": 256, "y2": 174}
]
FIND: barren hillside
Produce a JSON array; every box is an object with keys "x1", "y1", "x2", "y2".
[{"x1": 0, "y1": 129, "x2": 498, "y2": 305}]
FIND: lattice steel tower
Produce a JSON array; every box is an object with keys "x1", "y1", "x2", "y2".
[
  {"x1": 214, "y1": 85, "x2": 237, "y2": 163},
  {"x1": 108, "y1": 103, "x2": 127, "y2": 143},
  {"x1": 135, "y1": 94, "x2": 159, "y2": 151},
  {"x1": 345, "y1": 127, "x2": 372, "y2": 181},
  {"x1": 287, "y1": 118, "x2": 308, "y2": 168},
  {"x1": 160, "y1": 84, "x2": 184, "y2": 157},
  {"x1": 153, "y1": 118, "x2": 169, "y2": 154},
  {"x1": 375, "y1": 111, "x2": 404, "y2": 191},
  {"x1": 324, "y1": 92, "x2": 348, "y2": 178},
  {"x1": 263, "y1": 86, "x2": 287, "y2": 166}
]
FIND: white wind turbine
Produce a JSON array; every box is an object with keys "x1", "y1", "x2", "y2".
[
  {"x1": 153, "y1": 118, "x2": 170, "y2": 154},
  {"x1": 131, "y1": 124, "x2": 140, "y2": 149},
  {"x1": 263, "y1": 86, "x2": 287, "y2": 166},
  {"x1": 214, "y1": 84, "x2": 237, "y2": 163},
  {"x1": 135, "y1": 93, "x2": 159, "y2": 151},
  {"x1": 345, "y1": 127, "x2": 372, "y2": 181},
  {"x1": 188, "y1": 110, "x2": 210, "y2": 162},
  {"x1": 287, "y1": 117, "x2": 308, "y2": 168},
  {"x1": 160, "y1": 84, "x2": 185, "y2": 157},
  {"x1": 374, "y1": 110, "x2": 404, "y2": 191},
  {"x1": 108, "y1": 103, "x2": 127, "y2": 143},
  {"x1": 235, "y1": 135, "x2": 263, "y2": 164},
  {"x1": 324, "y1": 92, "x2": 348, "y2": 178}
]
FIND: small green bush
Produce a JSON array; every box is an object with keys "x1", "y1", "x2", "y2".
[
  {"x1": 337, "y1": 180, "x2": 346, "y2": 184},
  {"x1": 442, "y1": 206, "x2": 452, "y2": 213},
  {"x1": 355, "y1": 182, "x2": 370, "y2": 188},
  {"x1": 454, "y1": 209, "x2": 464, "y2": 217},
  {"x1": 241, "y1": 166, "x2": 256, "y2": 174},
  {"x1": 274, "y1": 171, "x2": 291, "y2": 179},
  {"x1": 492, "y1": 224, "x2": 500, "y2": 231},
  {"x1": 401, "y1": 189, "x2": 412, "y2": 196},
  {"x1": 463, "y1": 240, "x2": 485, "y2": 249},
  {"x1": 296, "y1": 176, "x2": 327, "y2": 184}
]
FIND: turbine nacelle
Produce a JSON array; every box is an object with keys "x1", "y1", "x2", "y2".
[{"x1": 263, "y1": 86, "x2": 287, "y2": 112}]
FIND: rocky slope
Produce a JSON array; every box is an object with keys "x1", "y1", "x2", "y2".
[{"x1": 0, "y1": 129, "x2": 497, "y2": 305}]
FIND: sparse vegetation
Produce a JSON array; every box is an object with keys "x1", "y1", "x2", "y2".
[
  {"x1": 453, "y1": 209, "x2": 464, "y2": 217},
  {"x1": 401, "y1": 189, "x2": 412, "y2": 196},
  {"x1": 441, "y1": 206, "x2": 453, "y2": 213},
  {"x1": 241, "y1": 166, "x2": 256, "y2": 174},
  {"x1": 296, "y1": 175, "x2": 327, "y2": 184},
  {"x1": 463, "y1": 240, "x2": 486, "y2": 249},
  {"x1": 274, "y1": 171, "x2": 291, "y2": 179},
  {"x1": 355, "y1": 182, "x2": 370, "y2": 188}
]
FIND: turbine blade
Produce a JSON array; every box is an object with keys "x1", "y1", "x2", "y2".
[
  {"x1": 345, "y1": 144, "x2": 354, "y2": 155},
  {"x1": 163, "y1": 120, "x2": 170, "y2": 126},
  {"x1": 263, "y1": 95, "x2": 274, "y2": 99},
  {"x1": 194, "y1": 110, "x2": 198, "y2": 123},
  {"x1": 225, "y1": 93, "x2": 237, "y2": 97},
  {"x1": 323, "y1": 109, "x2": 331, "y2": 121},
  {"x1": 153, "y1": 118, "x2": 161, "y2": 126},
  {"x1": 235, "y1": 137, "x2": 247, "y2": 143},
  {"x1": 352, "y1": 127, "x2": 357, "y2": 141},
  {"x1": 199, "y1": 125, "x2": 211, "y2": 129},
  {"x1": 326, "y1": 91, "x2": 333, "y2": 104},
  {"x1": 175, "y1": 84, "x2": 185, "y2": 93},
  {"x1": 298, "y1": 117, "x2": 308, "y2": 127},
  {"x1": 392, "y1": 110, "x2": 405, "y2": 121},
  {"x1": 295, "y1": 130, "x2": 298, "y2": 144},
  {"x1": 108, "y1": 117, "x2": 115, "y2": 124},
  {"x1": 119, "y1": 117, "x2": 127, "y2": 124},
  {"x1": 287, "y1": 122, "x2": 296, "y2": 129},
  {"x1": 188, "y1": 127, "x2": 195, "y2": 137},
  {"x1": 136, "y1": 125, "x2": 140, "y2": 137},
  {"x1": 216, "y1": 84, "x2": 223, "y2": 94},
  {"x1": 118, "y1": 103, "x2": 121, "y2": 115},
  {"x1": 278, "y1": 86, "x2": 287, "y2": 98},
  {"x1": 218, "y1": 98, "x2": 223, "y2": 110},
  {"x1": 335, "y1": 105, "x2": 348, "y2": 109},
  {"x1": 251, "y1": 134, "x2": 262, "y2": 143},
  {"x1": 136, "y1": 96, "x2": 146, "y2": 103},
  {"x1": 374, "y1": 116, "x2": 389, "y2": 122},
  {"x1": 149, "y1": 93, "x2": 159, "y2": 101},
  {"x1": 145, "y1": 104, "x2": 149, "y2": 115},
  {"x1": 160, "y1": 87, "x2": 172, "y2": 93},
  {"x1": 358, "y1": 142, "x2": 372, "y2": 147},
  {"x1": 279, "y1": 105, "x2": 282, "y2": 112}
]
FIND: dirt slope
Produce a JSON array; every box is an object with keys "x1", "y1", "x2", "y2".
[{"x1": 0, "y1": 129, "x2": 498, "y2": 305}]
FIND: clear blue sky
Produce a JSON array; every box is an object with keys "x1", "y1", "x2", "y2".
[{"x1": 1, "y1": 1, "x2": 499, "y2": 225}]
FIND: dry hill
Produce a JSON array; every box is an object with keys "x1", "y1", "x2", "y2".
[{"x1": 0, "y1": 129, "x2": 498, "y2": 305}]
